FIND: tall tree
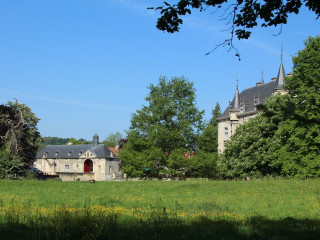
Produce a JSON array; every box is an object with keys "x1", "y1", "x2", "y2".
[
  {"x1": 199, "y1": 103, "x2": 221, "y2": 153},
  {"x1": 119, "y1": 76, "x2": 204, "y2": 177},
  {"x1": 150, "y1": 1, "x2": 320, "y2": 56},
  {"x1": 0, "y1": 100, "x2": 41, "y2": 178}
]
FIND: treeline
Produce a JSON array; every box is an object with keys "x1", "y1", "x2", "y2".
[{"x1": 41, "y1": 132, "x2": 123, "y2": 148}]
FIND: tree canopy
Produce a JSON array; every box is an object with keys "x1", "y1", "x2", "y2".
[
  {"x1": 103, "y1": 132, "x2": 123, "y2": 148},
  {"x1": 119, "y1": 76, "x2": 205, "y2": 177},
  {"x1": 150, "y1": 0, "x2": 320, "y2": 56},
  {"x1": 0, "y1": 100, "x2": 41, "y2": 179},
  {"x1": 198, "y1": 103, "x2": 221, "y2": 153}
]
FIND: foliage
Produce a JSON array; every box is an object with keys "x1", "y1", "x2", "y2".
[
  {"x1": 0, "y1": 150, "x2": 24, "y2": 179},
  {"x1": 220, "y1": 36, "x2": 320, "y2": 179},
  {"x1": 42, "y1": 137, "x2": 71, "y2": 145},
  {"x1": 185, "y1": 150, "x2": 218, "y2": 178},
  {"x1": 198, "y1": 103, "x2": 221, "y2": 153},
  {"x1": 150, "y1": 1, "x2": 320, "y2": 56},
  {"x1": 120, "y1": 76, "x2": 204, "y2": 177},
  {"x1": 67, "y1": 137, "x2": 89, "y2": 145},
  {"x1": 103, "y1": 131, "x2": 123, "y2": 147},
  {"x1": 0, "y1": 101, "x2": 41, "y2": 179}
]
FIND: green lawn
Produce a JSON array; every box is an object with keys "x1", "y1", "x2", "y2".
[{"x1": 1, "y1": 179, "x2": 320, "y2": 239}]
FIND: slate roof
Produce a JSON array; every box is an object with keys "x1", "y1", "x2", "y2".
[
  {"x1": 220, "y1": 80, "x2": 277, "y2": 118},
  {"x1": 219, "y1": 60, "x2": 287, "y2": 119},
  {"x1": 36, "y1": 144, "x2": 116, "y2": 159}
]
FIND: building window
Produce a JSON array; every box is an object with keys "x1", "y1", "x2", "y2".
[
  {"x1": 224, "y1": 127, "x2": 229, "y2": 141},
  {"x1": 99, "y1": 165, "x2": 101, "y2": 171},
  {"x1": 65, "y1": 165, "x2": 69, "y2": 170},
  {"x1": 109, "y1": 165, "x2": 112, "y2": 173}
]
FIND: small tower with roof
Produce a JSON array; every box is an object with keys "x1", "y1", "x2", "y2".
[
  {"x1": 229, "y1": 76, "x2": 241, "y2": 136},
  {"x1": 274, "y1": 45, "x2": 287, "y2": 95},
  {"x1": 93, "y1": 133, "x2": 99, "y2": 147}
]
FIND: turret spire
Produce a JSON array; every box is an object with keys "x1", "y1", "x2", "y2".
[
  {"x1": 232, "y1": 75, "x2": 240, "y2": 110},
  {"x1": 275, "y1": 45, "x2": 286, "y2": 89}
]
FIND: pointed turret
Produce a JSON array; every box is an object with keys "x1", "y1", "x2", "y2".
[
  {"x1": 232, "y1": 86, "x2": 240, "y2": 110},
  {"x1": 275, "y1": 61, "x2": 286, "y2": 89},
  {"x1": 275, "y1": 46, "x2": 286, "y2": 89}
]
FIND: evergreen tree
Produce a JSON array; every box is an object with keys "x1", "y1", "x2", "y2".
[{"x1": 199, "y1": 103, "x2": 221, "y2": 153}]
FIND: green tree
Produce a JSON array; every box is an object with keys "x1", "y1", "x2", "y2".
[
  {"x1": 103, "y1": 132, "x2": 123, "y2": 147},
  {"x1": 276, "y1": 36, "x2": 320, "y2": 177},
  {"x1": 66, "y1": 138, "x2": 89, "y2": 145},
  {"x1": 119, "y1": 76, "x2": 204, "y2": 177},
  {"x1": 199, "y1": 103, "x2": 221, "y2": 153},
  {"x1": 0, "y1": 100, "x2": 41, "y2": 179},
  {"x1": 150, "y1": 1, "x2": 320, "y2": 56}
]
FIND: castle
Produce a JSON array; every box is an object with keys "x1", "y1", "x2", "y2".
[{"x1": 217, "y1": 59, "x2": 290, "y2": 153}]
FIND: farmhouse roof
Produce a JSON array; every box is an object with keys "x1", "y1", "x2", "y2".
[{"x1": 36, "y1": 144, "x2": 116, "y2": 159}]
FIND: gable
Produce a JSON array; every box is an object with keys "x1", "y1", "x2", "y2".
[{"x1": 80, "y1": 150, "x2": 96, "y2": 158}]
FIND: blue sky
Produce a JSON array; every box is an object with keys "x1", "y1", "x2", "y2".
[{"x1": 1, "y1": 0, "x2": 319, "y2": 141}]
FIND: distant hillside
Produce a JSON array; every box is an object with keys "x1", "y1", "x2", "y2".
[
  {"x1": 38, "y1": 137, "x2": 91, "y2": 150},
  {"x1": 43, "y1": 137, "x2": 71, "y2": 145}
]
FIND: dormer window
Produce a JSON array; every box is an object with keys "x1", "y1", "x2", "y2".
[
  {"x1": 240, "y1": 101, "x2": 245, "y2": 114},
  {"x1": 68, "y1": 151, "x2": 72, "y2": 156},
  {"x1": 43, "y1": 152, "x2": 48, "y2": 158},
  {"x1": 254, "y1": 96, "x2": 260, "y2": 106},
  {"x1": 110, "y1": 152, "x2": 114, "y2": 158}
]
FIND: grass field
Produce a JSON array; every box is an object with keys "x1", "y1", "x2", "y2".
[{"x1": 1, "y1": 179, "x2": 320, "y2": 239}]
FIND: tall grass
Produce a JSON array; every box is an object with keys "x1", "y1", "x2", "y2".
[{"x1": 1, "y1": 179, "x2": 320, "y2": 239}]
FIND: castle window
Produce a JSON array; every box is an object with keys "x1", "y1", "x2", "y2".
[
  {"x1": 65, "y1": 165, "x2": 69, "y2": 170},
  {"x1": 224, "y1": 127, "x2": 229, "y2": 141}
]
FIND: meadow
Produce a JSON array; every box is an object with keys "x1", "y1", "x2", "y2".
[{"x1": 0, "y1": 179, "x2": 320, "y2": 239}]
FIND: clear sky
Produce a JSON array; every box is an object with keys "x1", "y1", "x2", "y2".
[{"x1": 1, "y1": 0, "x2": 319, "y2": 141}]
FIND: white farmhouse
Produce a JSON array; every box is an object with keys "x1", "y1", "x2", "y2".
[{"x1": 35, "y1": 134, "x2": 121, "y2": 181}]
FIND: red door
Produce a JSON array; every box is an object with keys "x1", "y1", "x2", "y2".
[{"x1": 84, "y1": 159, "x2": 93, "y2": 173}]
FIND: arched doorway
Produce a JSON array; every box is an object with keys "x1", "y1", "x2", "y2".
[{"x1": 84, "y1": 159, "x2": 93, "y2": 173}]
